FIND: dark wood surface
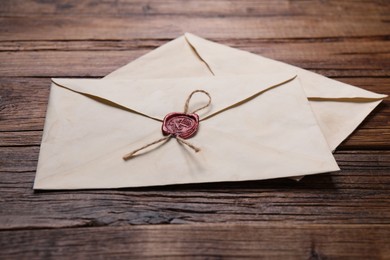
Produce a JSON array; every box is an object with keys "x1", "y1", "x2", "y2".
[{"x1": 0, "y1": 0, "x2": 389, "y2": 259}]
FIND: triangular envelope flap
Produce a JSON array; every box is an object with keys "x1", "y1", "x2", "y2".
[
  {"x1": 104, "y1": 35, "x2": 213, "y2": 80},
  {"x1": 52, "y1": 73, "x2": 297, "y2": 121},
  {"x1": 298, "y1": 72, "x2": 387, "y2": 100},
  {"x1": 184, "y1": 33, "x2": 386, "y2": 101}
]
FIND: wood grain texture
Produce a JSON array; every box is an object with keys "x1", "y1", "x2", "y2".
[
  {"x1": 1, "y1": 0, "x2": 388, "y2": 17},
  {"x1": 0, "y1": 0, "x2": 389, "y2": 258},
  {"x1": 1, "y1": 148, "x2": 389, "y2": 229},
  {"x1": 1, "y1": 38, "x2": 389, "y2": 77},
  {"x1": 1, "y1": 15, "x2": 389, "y2": 41},
  {"x1": 0, "y1": 224, "x2": 389, "y2": 259}
]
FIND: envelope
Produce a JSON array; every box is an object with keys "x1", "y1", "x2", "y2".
[
  {"x1": 34, "y1": 73, "x2": 340, "y2": 189},
  {"x1": 105, "y1": 33, "x2": 387, "y2": 151},
  {"x1": 34, "y1": 33, "x2": 386, "y2": 190}
]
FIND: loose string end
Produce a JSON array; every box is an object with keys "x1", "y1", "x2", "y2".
[
  {"x1": 123, "y1": 135, "x2": 172, "y2": 161},
  {"x1": 123, "y1": 152, "x2": 136, "y2": 161},
  {"x1": 176, "y1": 136, "x2": 201, "y2": 153}
]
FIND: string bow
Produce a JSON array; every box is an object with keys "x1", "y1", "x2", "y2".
[{"x1": 123, "y1": 90, "x2": 211, "y2": 160}]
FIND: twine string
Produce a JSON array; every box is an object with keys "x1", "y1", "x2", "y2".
[
  {"x1": 123, "y1": 135, "x2": 172, "y2": 161},
  {"x1": 176, "y1": 136, "x2": 201, "y2": 152},
  {"x1": 183, "y1": 90, "x2": 212, "y2": 114},
  {"x1": 123, "y1": 90, "x2": 211, "y2": 161}
]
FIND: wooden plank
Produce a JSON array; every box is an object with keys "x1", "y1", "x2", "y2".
[
  {"x1": 0, "y1": 78, "x2": 49, "y2": 132},
  {"x1": 0, "y1": 39, "x2": 389, "y2": 77},
  {"x1": 0, "y1": 131, "x2": 43, "y2": 146},
  {"x1": 1, "y1": 0, "x2": 388, "y2": 18},
  {"x1": 0, "y1": 50, "x2": 147, "y2": 78},
  {"x1": 0, "y1": 147, "x2": 389, "y2": 229},
  {"x1": 0, "y1": 223, "x2": 389, "y2": 259},
  {"x1": 0, "y1": 15, "x2": 388, "y2": 42},
  {"x1": 0, "y1": 171, "x2": 389, "y2": 228}
]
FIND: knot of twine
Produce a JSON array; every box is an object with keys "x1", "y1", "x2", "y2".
[{"x1": 123, "y1": 90, "x2": 211, "y2": 160}]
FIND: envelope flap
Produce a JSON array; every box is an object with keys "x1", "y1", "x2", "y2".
[
  {"x1": 52, "y1": 73, "x2": 297, "y2": 121},
  {"x1": 184, "y1": 33, "x2": 386, "y2": 101},
  {"x1": 104, "y1": 35, "x2": 213, "y2": 80}
]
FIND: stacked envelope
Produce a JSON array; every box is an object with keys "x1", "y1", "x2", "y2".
[{"x1": 33, "y1": 33, "x2": 386, "y2": 189}]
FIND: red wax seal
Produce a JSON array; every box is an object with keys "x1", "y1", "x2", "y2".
[{"x1": 162, "y1": 112, "x2": 199, "y2": 139}]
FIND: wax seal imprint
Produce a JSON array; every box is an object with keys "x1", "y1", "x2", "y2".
[
  {"x1": 123, "y1": 90, "x2": 210, "y2": 160},
  {"x1": 162, "y1": 112, "x2": 199, "y2": 139}
]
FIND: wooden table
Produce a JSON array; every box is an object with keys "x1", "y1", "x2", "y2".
[{"x1": 1, "y1": 0, "x2": 389, "y2": 258}]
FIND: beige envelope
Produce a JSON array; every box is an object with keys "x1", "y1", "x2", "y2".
[
  {"x1": 105, "y1": 33, "x2": 387, "y2": 151},
  {"x1": 34, "y1": 33, "x2": 386, "y2": 190},
  {"x1": 34, "y1": 74, "x2": 340, "y2": 189}
]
